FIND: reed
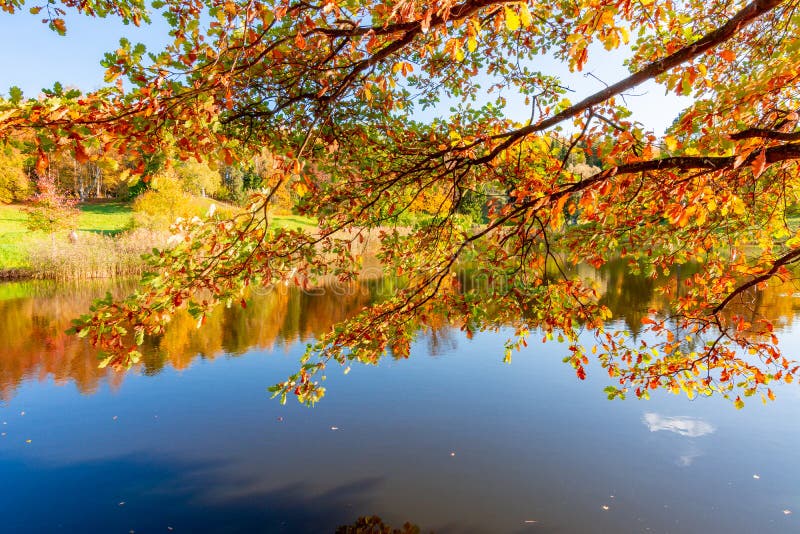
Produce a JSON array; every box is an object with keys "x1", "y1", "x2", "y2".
[{"x1": 24, "y1": 229, "x2": 170, "y2": 280}]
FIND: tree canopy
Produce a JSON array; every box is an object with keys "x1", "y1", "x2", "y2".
[{"x1": 2, "y1": 0, "x2": 800, "y2": 406}]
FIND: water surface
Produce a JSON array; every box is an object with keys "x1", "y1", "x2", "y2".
[{"x1": 1, "y1": 269, "x2": 799, "y2": 533}]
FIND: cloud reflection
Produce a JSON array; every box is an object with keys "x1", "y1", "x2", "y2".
[
  {"x1": 677, "y1": 445, "x2": 703, "y2": 467},
  {"x1": 642, "y1": 413, "x2": 715, "y2": 438}
]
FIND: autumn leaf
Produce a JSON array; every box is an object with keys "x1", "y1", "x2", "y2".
[
  {"x1": 751, "y1": 149, "x2": 766, "y2": 178},
  {"x1": 504, "y1": 6, "x2": 520, "y2": 31},
  {"x1": 52, "y1": 18, "x2": 66, "y2": 35}
]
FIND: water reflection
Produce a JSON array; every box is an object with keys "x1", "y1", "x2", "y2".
[
  {"x1": 0, "y1": 278, "x2": 388, "y2": 400},
  {"x1": 3, "y1": 270, "x2": 800, "y2": 533},
  {"x1": 2, "y1": 261, "x2": 800, "y2": 401},
  {"x1": 642, "y1": 413, "x2": 716, "y2": 438},
  {"x1": 336, "y1": 515, "x2": 421, "y2": 534},
  {"x1": 0, "y1": 454, "x2": 386, "y2": 533}
]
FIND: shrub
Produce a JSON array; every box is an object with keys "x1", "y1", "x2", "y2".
[{"x1": 133, "y1": 177, "x2": 240, "y2": 230}]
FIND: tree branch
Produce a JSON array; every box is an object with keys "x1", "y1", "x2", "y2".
[
  {"x1": 473, "y1": 0, "x2": 786, "y2": 164},
  {"x1": 729, "y1": 128, "x2": 800, "y2": 141}
]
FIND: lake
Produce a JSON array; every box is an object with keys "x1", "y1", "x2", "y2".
[{"x1": 1, "y1": 264, "x2": 799, "y2": 533}]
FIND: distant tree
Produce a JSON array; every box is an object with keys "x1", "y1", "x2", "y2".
[
  {"x1": 24, "y1": 174, "x2": 79, "y2": 246},
  {"x1": 220, "y1": 164, "x2": 246, "y2": 204},
  {"x1": 0, "y1": 142, "x2": 30, "y2": 202},
  {"x1": 174, "y1": 159, "x2": 222, "y2": 197}
]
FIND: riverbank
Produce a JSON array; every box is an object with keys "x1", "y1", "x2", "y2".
[{"x1": 0, "y1": 202, "x2": 319, "y2": 280}]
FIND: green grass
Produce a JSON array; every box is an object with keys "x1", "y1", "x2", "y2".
[
  {"x1": 0, "y1": 202, "x2": 135, "y2": 269},
  {"x1": 0, "y1": 204, "x2": 33, "y2": 268},
  {"x1": 270, "y1": 213, "x2": 318, "y2": 231},
  {"x1": 77, "y1": 202, "x2": 134, "y2": 235}
]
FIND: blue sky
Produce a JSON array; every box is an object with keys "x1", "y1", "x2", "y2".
[
  {"x1": 0, "y1": 11, "x2": 689, "y2": 135},
  {"x1": 0, "y1": 12, "x2": 169, "y2": 96}
]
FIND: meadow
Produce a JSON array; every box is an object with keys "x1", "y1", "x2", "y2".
[{"x1": 0, "y1": 202, "x2": 317, "y2": 278}]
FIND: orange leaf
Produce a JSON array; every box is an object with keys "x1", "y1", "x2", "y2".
[
  {"x1": 751, "y1": 149, "x2": 766, "y2": 178},
  {"x1": 52, "y1": 18, "x2": 66, "y2": 34},
  {"x1": 733, "y1": 147, "x2": 754, "y2": 169},
  {"x1": 74, "y1": 143, "x2": 90, "y2": 164},
  {"x1": 35, "y1": 151, "x2": 49, "y2": 176}
]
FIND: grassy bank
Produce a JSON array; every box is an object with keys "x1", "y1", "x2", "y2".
[
  {"x1": 0, "y1": 202, "x2": 318, "y2": 279},
  {"x1": 0, "y1": 202, "x2": 135, "y2": 270},
  {"x1": 270, "y1": 213, "x2": 319, "y2": 231}
]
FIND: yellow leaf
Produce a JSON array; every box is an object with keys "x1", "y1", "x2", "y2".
[
  {"x1": 505, "y1": 6, "x2": 520, "y2": 31},
  {"x1": 664, "y1": 136, "x2": 678, "y2": 151},
  {"x1": 695, "y1": 208, "x2": 706, "y2": 226},
  {"x1": 734, "y1": 396, "x2": 745, "y2": 409},
  {"x1": 603, "y1": 32, "x2": 619, "y2": 50},
  {"x1": 619, "y1": 27, "x2": 630, "y2": 45},
  {"x1": 519, "y1": 4, "x2": 533, "y2": 28},
  {"x1": 467, "y1": 37, "x2": 477, "y2": 53}
]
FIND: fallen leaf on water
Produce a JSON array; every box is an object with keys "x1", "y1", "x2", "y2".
[
  {"x1": 330, "y1": 426, "x2": 339, "y2": 431},
  {"x1": 113, "y1": 416, "x2": 118, "y2": 421},
  {"x1": 602, "y1": 505, "x2": 610, "y2": 510},
  {"x1": 753, "y1": 474, "x2": 760, "y2": 479},
  {"x1": 20, "y1": 412, "x2": 25, "y2": 416},
  {"x1": 523, "y1": 519, "x2": 538, "y2": 524},
  {"x1": 25, "y1": 439, "x2": 31, "y2": 444},
  {"x1": 784, "y1": 510, "x2": 792, "y2": 515},
  {"x1": 450, "y1": 452, "x2": 456, "y2": 457},
  {"x1": 119, "y1": 502, "x2": 126, "y2": 506}
]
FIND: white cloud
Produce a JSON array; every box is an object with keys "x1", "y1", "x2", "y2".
[{"x1": 643, "y1": 413, "x2": 715, "y2": 438}]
